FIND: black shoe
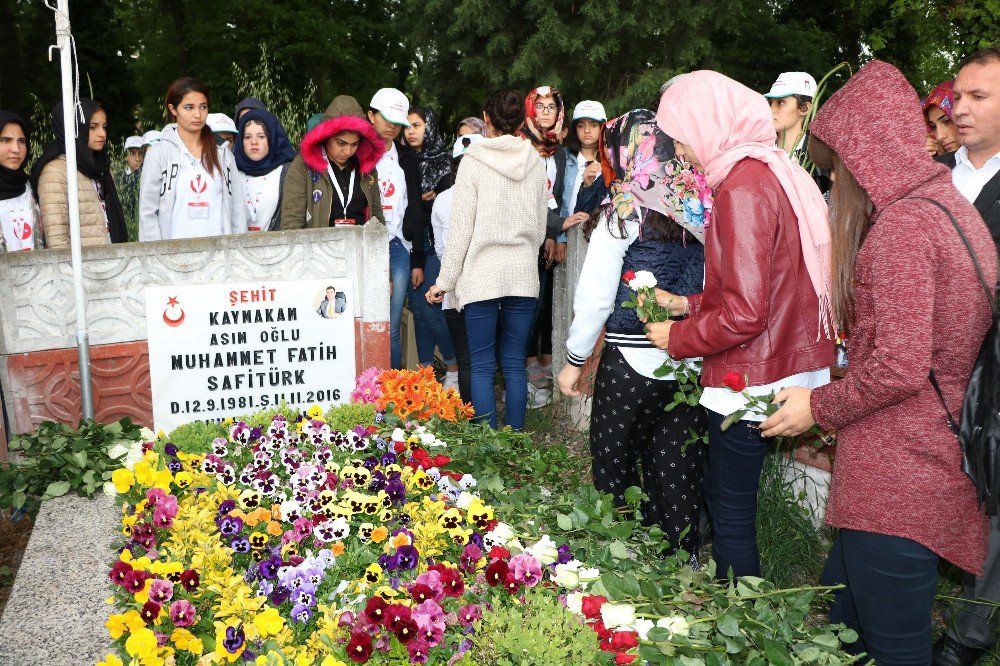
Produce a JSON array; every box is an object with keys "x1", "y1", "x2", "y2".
[{"x1": 933, "y1": 635, "x2": 986, "y2": 666}]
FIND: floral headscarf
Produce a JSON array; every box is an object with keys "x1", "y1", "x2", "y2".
[
  {"x1": 600, "y1": 109, "x2": 712, "y2": 242},
  {"x1": 521, "y1": 86, "x2": 564, "y2": 158},
  {"x1": 408, "y1": 107, "x2": 451, "y2": 192},
  {"x1": 922, "y1": 79, "x2": 954, "y2": 132}
]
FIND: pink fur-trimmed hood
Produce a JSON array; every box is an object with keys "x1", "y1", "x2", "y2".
[{"x1": 300, "y1": 95, "x2": 385, "y2": 174}]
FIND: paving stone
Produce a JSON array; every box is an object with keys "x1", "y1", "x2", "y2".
[{"x1": 0, "y1": 494, "x2": 117, "y2": 666}]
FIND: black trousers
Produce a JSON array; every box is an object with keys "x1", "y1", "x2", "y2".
[
  {"x1": 444, "y1": 308, "x2": 472, "y2": 403},
  {"x1": 590, "y1": 345, "x2": 705, "y2": 556}
]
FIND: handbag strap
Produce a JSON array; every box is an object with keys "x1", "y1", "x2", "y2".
[{"x1": 904, "y1": 197, "x2": 994, "y2": 437}]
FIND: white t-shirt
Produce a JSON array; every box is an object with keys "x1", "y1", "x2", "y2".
[
  {"x1": 377, "y1": 144, "x2": 409, "y2": 249},
  {"x1": 170, "y1": 145, "x2": 225, "y2": 239},
  {"x1": 0, "y1": 189, "x2": 37, "y2": 251},
  {"x1": 431, "y1": 187, "x2": 456, "y2": 309},
  {"x1": 543, "y1": 155, "x2": 558, "y2": 210},
  {"x1": 243, "y1": 166, "x2": 282, "y2": 232},
  {"x1": 700, "y1": 368, "x2": 831, "y2": 421},
  {"x1": 952, "y1": 146, "x2": 1000, "y2": 203},
  {"x1": 567, "y1": 152, "x2": 587, "y2": 215}
]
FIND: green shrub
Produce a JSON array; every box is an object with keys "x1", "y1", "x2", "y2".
[
  {"x1": 166, "y1": 420, "x2": 227, "y2": 455},
  {"x1": 236, "y1": 404, "x2": 305, "y2": 430},
  {"x1": 325, "y1": 402, "x2": 377, "y2": 434},
  {"x1": 470, "y1": 589, "x2": 600, "y2": 665}
]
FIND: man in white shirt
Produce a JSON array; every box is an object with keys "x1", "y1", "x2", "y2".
[
  {"x1": 368, "y1": 88, "x2": 425, "y2": 368},
  {"x1": 933, "y1": 46, "x2": 1000, "y2": 666}
]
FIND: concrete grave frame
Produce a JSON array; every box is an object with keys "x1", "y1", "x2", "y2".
[{"x1": 0, "y1": 224, "x2": 390, "y2": 452}]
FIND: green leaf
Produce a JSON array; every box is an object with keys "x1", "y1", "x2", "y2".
[
  {"x1": 12, "y1": 490, "x2": 27, "y2": 509},
  {"x1": 838, "y1": 627, "x2": 859, "y2": 644},
  {"x1": 556, "y1": 513, "x2": 573, "y2": 531},
  {"x1": 720, "y1": 410, "x2": 746, "y2": 431},
  {"x1": 70, "y1": 450, "x2": 88, "y2": 468},
  {"x1": 621, "y1": 571, "x2": 641, "y2": 597},
  {"x1": 608, "y1": 540, "x2": 629, "y2": 560},
  {"x1": 646, "y1": 627, "x2": 673, "y2": 642},
  {"x1": 623, "y1": 485, "x2": 643, "y2": 507},
  {"x1": 44, "y1": 480, "x2": 71, "y2": 498},
  {"x1": 716, "y1": 611, "x2": 740, "y2": 637},
  {"x1": 760, "y1": 637, "x2": 794, "y2": 666}
]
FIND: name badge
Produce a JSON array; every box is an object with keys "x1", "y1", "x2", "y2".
[
  {"x1": 332, "y1": 218, "x2": 355, "y2": 226},
  {"x1": 248, "y1": 225, "x2": 262, "y2": 232},
  {"x1": 188, "y1": 201, "x2": 209, "y2": 219}
]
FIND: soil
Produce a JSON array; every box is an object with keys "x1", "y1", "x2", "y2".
[{"x1": 0, "y1": 508, "x2": 34, "y2": 620}]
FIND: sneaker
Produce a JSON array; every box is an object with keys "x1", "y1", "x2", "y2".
[
  {"x1": 443, "y1": 371, "x2": 459, "y2": 392},
  {"x1": 527, "y1": 362, "x2": 546, "y2": 390},
  {"x1": 527, "y1": 386, "x2": 550, "y2": 409}
]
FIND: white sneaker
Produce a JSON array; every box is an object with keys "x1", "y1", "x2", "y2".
[
  {"x1": 527, "y1": 386, "x2": 550, "y2": 409},
  {"x1": 443, "y1": 371, "x2": 459, "y2": 392}
]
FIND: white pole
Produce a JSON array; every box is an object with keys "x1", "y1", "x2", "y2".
[{"x1": 53, "y1": 0, "x2": 94, "y2": 419}]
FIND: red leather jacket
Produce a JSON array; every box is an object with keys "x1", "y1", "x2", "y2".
[{"x1": 668, "y1": 158, "x2": 834, "y2": 385}]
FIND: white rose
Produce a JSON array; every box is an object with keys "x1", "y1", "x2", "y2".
[
  {"x1": 634, "y1": 618, "x2": 655, "y2": 641},
  {"x1": 526, "y1": 535, "x2": 559, "y2": 565},
  {"x1": 487, "y1": 522, "x2": 514, "y2": 544},
  {"x1": 628, "y1": 270, "x2": 658, "y2": 291},
  {"x1": 102, "y1": 481, "x2": 117, "y2": 496},
  {"x1": 566, "y1": 591, "x2": 584, "y2": 616},
  {"x1": 600, "y1": 603, "x2": 636, "y2": 630},
  {"x1": 552, "y1": 563, "x2": 580, "y2": 589},
  {"x1": 577, "y1": 567, "x2": 601, "y2": 590},
  {"x1": 140, "y1": 427, "x2": 156, "y2": 442},
  {"x1": 656, "y1": 615, "x2": 691, "y2": 636},
  {"x1": 507, "y1": 538, "x2": 524, "y2": 554}
]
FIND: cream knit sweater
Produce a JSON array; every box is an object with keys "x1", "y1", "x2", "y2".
[{"x1": 436, "y1": 135, "x2": 548, "y2": 310}]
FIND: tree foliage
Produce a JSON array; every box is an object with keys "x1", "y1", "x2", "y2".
[{"x1": 0, "y1": 0, "x2": 997, "y2": 147}]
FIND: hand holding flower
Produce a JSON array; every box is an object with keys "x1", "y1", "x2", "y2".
[
  {"x1": 645, "y1": 320, "x2": 673, "y2": 350},
  {"x1": 760, "y1": 387, "x2": 816, "y2": 438}
]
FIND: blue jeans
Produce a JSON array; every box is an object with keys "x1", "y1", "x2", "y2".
[
  {"x1": 408, "y1": 245, "x2": 456, "y2": 366},
  {"x1": 389, "y1": 238, "x2": 410, "y2": 369},
  {"x1": 703, "y1": 411, "x2": 770, "y2": 579},
  {"x1": 823, "y1": 529, "x2": 938, "y2": 663},
  {"x1": 463, "y1": 296, "x2": 537, "y2": 430}
]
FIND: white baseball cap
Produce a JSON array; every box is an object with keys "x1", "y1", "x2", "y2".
[
  {"x1": 452, "y1": 133, "x2": 485, "y2": 157},
  {"x1": 369, "y1": 88, "x2": 411, "y2": 126},
  {"x1": 764, "y1": 72, "x2": 817, "y2": 98},
  {"x1": 141, "y1": 130, "x2": 161, "y2": 146},
  {"x1": 207, "y1": 113, "x2": 237, "y2": 134},
  {"x1": 572, "y1": 100, "x2": 607, "y2": 122},
  {"x1": 124, "y1": 135, "x2": 143, "y2": 150}
]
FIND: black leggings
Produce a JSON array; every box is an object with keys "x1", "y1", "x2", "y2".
[
  {"x1": 527, "y1": 266, "x2": 554, "y2": 358},
  {"x1": 444, "y1": 308, "x2": 472, "y2": 403}
]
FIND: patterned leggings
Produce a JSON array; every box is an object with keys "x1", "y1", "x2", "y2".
[{"x1": 590, "y1": 345, "x2": 705, "y2": 556}]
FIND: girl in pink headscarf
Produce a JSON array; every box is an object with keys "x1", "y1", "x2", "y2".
[{"x1": 643, "y1": 70, "x2": 834, "y2": 580}]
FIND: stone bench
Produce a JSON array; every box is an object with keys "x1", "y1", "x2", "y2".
[{"x1": 0, "y1": 494, "x2": 116, "y2": 666}]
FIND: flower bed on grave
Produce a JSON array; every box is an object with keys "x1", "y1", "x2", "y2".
[{"x1": 101, "y1": 367, "x2": 860, "y2": 666}]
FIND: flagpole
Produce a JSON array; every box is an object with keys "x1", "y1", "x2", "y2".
[{"x1": 52, "y1": 0, "x2": 95, "y2": 419}]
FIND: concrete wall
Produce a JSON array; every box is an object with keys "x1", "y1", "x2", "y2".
[{"x1": 0, "y1": 224, "x2": 390, "y2": 435}]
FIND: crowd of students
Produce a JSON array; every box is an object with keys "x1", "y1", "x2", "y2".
[{"x1": 3, "y1": 49, "x2": 1000, "y2": 663}]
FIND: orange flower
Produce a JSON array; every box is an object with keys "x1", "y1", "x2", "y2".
[
  {"x1": 371, "y1": 526, "x2": 389, "y2": 543},
  {"x1": 331, "y1": 542, "x2": 346, "y2": 556},
  {"x1": 266, "y1": 520, "x2": 284, "y2": 537}
]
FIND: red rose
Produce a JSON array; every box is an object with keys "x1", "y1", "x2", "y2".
[
  {"x1": 591, "y1": 619, "x2": 613, "y2": 640},
  {"x1": 581, "y1": 595, "x2": 608, "y2": 620},
  {"x1": 622, "y1": 270, "x2": 636, "y2": 283},
  {"x1": 432, "y1": 454, "x2": 451, "y2": 468},
  {"x1": 488, "y1": 546, "x2": 511, "y2": 561},
  {"x1": 346, "y1": 630, "x2": 373, "y2": 662},
  {"x1": 722, "y1": 371, "x2": 746, "y2": 392},
  {"x1": 611, "y1": 631, "x2": 639, "y2": 650},
  {"x1": 615, "y1": 653, "x2": 638, "y2": 665}
]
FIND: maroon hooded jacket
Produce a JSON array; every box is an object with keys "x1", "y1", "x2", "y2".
[{"x1": 810, "y1": 60, "x2": 997, "y2": 574}]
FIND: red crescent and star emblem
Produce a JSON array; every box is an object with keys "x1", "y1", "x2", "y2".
[
  {"x1": 380, "y1": 179, "x2": 395, "y2": 198},
  {"x1": 190, "y1": 174, "x2": 207, "y2": 194},
  {"x1": 163, "y1": 296, "x2": 185, "y2": 327}
]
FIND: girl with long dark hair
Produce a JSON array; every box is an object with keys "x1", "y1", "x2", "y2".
[{"x1": 139, "y1": 77, "x2": 246, "y2": 240}]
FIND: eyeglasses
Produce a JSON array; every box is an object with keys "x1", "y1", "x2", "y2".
[{"x1": 534, "y1": 103, "x2": 558, "y2": 113}]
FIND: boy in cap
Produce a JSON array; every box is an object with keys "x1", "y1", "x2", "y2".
[
  {"x1": 115, "y1": 135, "x2": 145, "y2": 239},
  {"x1": 764, "y1": 71, "x2": 816, "y2": 164},
  {"x1": 368, "y1": 87, "x2": 425, "y2": 369}
]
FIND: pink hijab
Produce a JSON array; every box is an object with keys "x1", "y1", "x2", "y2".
[{"x1": 656, "y1": 70, "x2": 833, "y2": 337}]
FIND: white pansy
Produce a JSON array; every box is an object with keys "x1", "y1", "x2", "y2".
[
  {"x1": 456, "y1": 491, "x2": 476, "y2": 510},
  {"x1": 527, "y1": 534, "x2": 560, "y2": 565},
  {"x1": 634, "y1": 618, "x2": 655, "y2": 641},
  {"x1": 627, "y1": 270, "x2": 658, "y2": 291},
  {"x1": 566, "y1": 591, "x2": 585, "y2": 615},
  {"x1": 391, "y1": 428, "x2": 407, "y2": 442},
  {"x1": 600, "y1": 603, "x2": 636, "y2": 630},
  {"x1": 457, "y1": 474, "x2": 477, "y2": 490},
  {"x1": 656, "y1": 615, "x2": 691, "y2": 636}
]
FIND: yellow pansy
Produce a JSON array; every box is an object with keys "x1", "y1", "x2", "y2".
[
  {"x1": 320, "y1": 658, "x2": 348, "y2": 666},
  {"x1": 151, "y1": 469, "x2": 173, "y2": 491},
  {"x1": 124, "y1": 626, "x2": 158, "y2": 660},
  {"x1": 173, "y1": 471, "x2": 193, "y2": 489},
  {"x1": 306, "y1": 404, "x2": 325, "y2": 419},
  {"x1": 112, "y1": 468, "x2": 135, "y2": 493},
  {"x1": 253, "y1": 606, "x2": 285, "y2": 638},
  {"x1": 97, "y1": 654, "x2": 124, "y2": 666},
  {"x1": 213, "y1": 620, "x2": 246, "y2": 662},
  {"x1": 170, "y1": 627, "x2": 205, "y2": 655}
]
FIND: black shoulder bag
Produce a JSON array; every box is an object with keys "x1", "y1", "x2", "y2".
[{"x1": 912, "y1": 197, "x2": 1000, "y2": 514}]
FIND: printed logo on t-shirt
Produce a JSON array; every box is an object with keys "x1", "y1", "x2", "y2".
[
  {"x1": 190, "y1": 174, "x2": 208, "y2": 194},
  {"x1": 380, "y1": 179, "x2": 396, "y2": 199}
]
